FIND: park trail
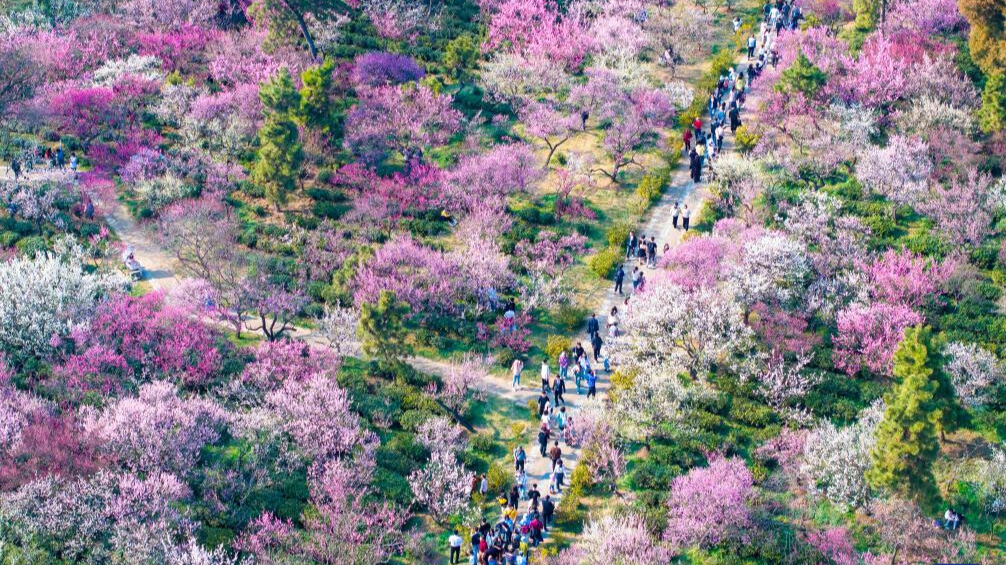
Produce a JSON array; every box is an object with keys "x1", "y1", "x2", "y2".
[{"x1": 26, "y1": 25, "x2": 771, "y2": 547}]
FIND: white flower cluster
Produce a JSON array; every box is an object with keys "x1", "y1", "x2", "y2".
[
  {"x1": 92, "y1": 54, "x2": 164, "y2": 87},
  {"x1": 800, "y1": 401, "x2": 884, "y2": 509}
]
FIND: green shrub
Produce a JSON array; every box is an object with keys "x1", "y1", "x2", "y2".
[
  {"x1": 635, "y1": 173, "x2": 667, "y2": 204},
  {"x1": 14, "y1": 236, "x2": 46, "y2": 257},
  {"x1": 554, "y1": 304, "x2": 588, "y2": 330},
  {"x1": 606, "y1": 222, "x2": 631, "y2": 249},
  {"x1": 527, "y1": 399, "x2": 539, "y2": 421},
  {"x1": 470, "y1": 431, "x2": 495, "y2": 454},
  {"x1": 399, "y1": 409, "x2": 434, "y2": 431},
  {"x1": 728, "y1": 399, "x2": 778, "y2": 428},
  {"x1": 496, "y1": 348, "x2": 517, "y2": 368},
  {"x1": 0, "y1": 231, "x2": 18, "y2": 248},
  {"x1": 588, "y1": 247, "x2": 620, "y2": 278},
  {"x1": 313, "y1": 201, "x2": 351, "y2": 220},
  {"x1": 569, "y1": 462, "x2": 592, "y2": 494},
  {"x1": 372, "y1": 468, "x2": 413, "y2": 505},
  {"x1": 735, "y1": 125, "x2": 759, "y2": 153},
  {"x1": 629, "y1": 459, "x2": 676, "y2": 491},
  {"x1": 487, "y1": 461, "x2": 509, "y2": 492},
  {"x1": 556, "y1": 490, "x2": 583, "y2": 526},
  {"x1": 545, "y1": 335, "x2": 572, "y2": 364}
]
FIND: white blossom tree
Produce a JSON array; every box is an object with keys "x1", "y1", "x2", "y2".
[
  {"x1": 408, "y1": 448, "x2": 473, "y2": 521},
  {"x1": 726, "y1": 233, "x2": 812, "y2": 311},
  {"x1": 618, "y1": 279, "x2": 755, "y2": 379},
  {"x1": 0, "y1": 252, "x2": 124, "y2": 358},
  {"x1": 800, "y1": 401, "x2": 884, "y2": 509},
  {"x1": 943, "y1": 342, "x2": 1005, "y2": 409}
]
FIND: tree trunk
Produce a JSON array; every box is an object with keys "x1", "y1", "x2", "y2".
[{"x1": 279, "y1": 0, "x2": 320, "y2": 61}]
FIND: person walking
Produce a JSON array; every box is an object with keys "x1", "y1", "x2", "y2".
[
  {"x1": 631, "y1": 267, "x2": 641, "y2": 291},
  {"x1": 513, "y1": 445, "x2": 526, "y2": 472},
  {"x1": 558, "y1": 350, "x2": 569, "y2": 381},
  {"x1": 625, "y1": 230, "x2": 637, "y2": 259},
  {"x1": 590, "y1": 332, "x2": 602, "y2": 362},
  {"x1": 541, "y1": 496, "x2": 555, "y2": 532},
  {"x1": 449, "y1": 531, "x2": 463, "y2": 564},
  {"x1": 511, "y1": 358, "x2": 524, "y2": 390},
  {"x1": 586, "y1": 369, "x2": 598, "y2": 398},
  {"x1": 587, "y1": 314, "x2": 600, "y2": 341},
  {"x1": 747, "y1": 34, "x2": 757, "y2": 59},
  {"x1": 548, "y1": 441, "x2": 562, "y2": 468},
  {"x1": 554, "y1": 460, "x2": 566, "y2": 492},
  {"x1": 540, "y1": 360, "x2": 551, "y2": 393},
  {"x1": 672, "y1": 202, "x2": 680, "y2": 229},
  {"x1": 614, "y1": 264, "x2": 625, "y2": 294},
  {"x1": 537, "y1": 425, "x2": 550, "y2": 457},
  {"x1": 552, "y1": 375, "x2": 565, "y2": 405},
  {"x1": 682, "y1": 204, "x2": 691, "y2": 231},
  {"x1": 537, "y1": 390, "x2": 550, "y2": 420},
  {"x1": 646, "y1": 237, "x2": 657, "y2": 268}
]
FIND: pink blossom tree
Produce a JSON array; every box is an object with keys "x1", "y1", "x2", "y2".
[
  {"x1": 594, "y1": 88, "x2": 675, "y2": 183},
  {"x1": 408, "y1": 448, "x2": 474, "y2": 520},
  {"x1": 919, "y1": 168, "x2": 1004, "y2": 246},
  {"x1": 85, "y1": 380, "x2": 228, "y2": 477},
  {"x1": 443, "y1": 143, "x2": 542, "y2": 212},
  {"x1": 553, "y1": 514, "x2": 671, "y2": 565},
  {"x1": 833, "y1": 303, "x2": 924, "y2": 376},
  {"x1": 520, "y1": 101, "x2": 580, "y2": 169},
  {"x1": 856, "y1": 135, "x2": 933, "y2": 219},
  {"x1": 664, "y1": 456, "x2": 754, "y2": 550},
  {"x1": 864, "y1": 249, "x2": 953, "y2": 308},
  {"x1": 48, "y1": 87, "x2": 126, "y2": 146},
  {"x1": 344, "y1": 84, "x2": 462, "y2": 164},
  {"x1": 429, "y1": 355, "x2": 489, "y2": 422}
]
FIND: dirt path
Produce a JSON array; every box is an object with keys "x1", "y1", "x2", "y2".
[{"x1": 102, "y1": 201, "x2": 180, "y2": 292}]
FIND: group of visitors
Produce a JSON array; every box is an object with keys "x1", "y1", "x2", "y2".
[
  {"x1": 452, "y1": 7, "x2": 812, "y2": 563},
  {"x1": 6, "y1": 145, "x2": 76, "y2": 180}
]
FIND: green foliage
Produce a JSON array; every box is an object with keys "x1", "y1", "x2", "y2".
[
  {"x1": 445, "y1": 34, "x2": 480, "y2": 78},
  {"x1": 606, "y1": 222, "x2": 631, "y2": 249},
  {"x1": 399, "y1": 409, "x2": 434, "y2": 431},
  {"x1": 960, "y1": 0, "x2": 1006, "y2": 75},
  {"x1": 527, "y1": 399, "x2": 539, "y2": 421},
  {"x1": 867, "y1": 326, "x2": 944, "y2": 503},
  {"x1": 635, "y1": 172, "x2": 667, "y2": 207},
  {"x1": 734, "y1": 125, "x2": 759, "y2": 153},
  {"x1": 545, "y1": 335, "x2": 572, "y2": 364},
  {"x1": 487, "y1": 461, "x2": 509, "y2": 492},
  {"x1": 298, "y1": 58, "x2": 337, "y2": 131},
  {"x1": 496, "y1": 348, "x2": 517, "y2": 368},
  {"x1": 358, "y1": 290, "x2": 412, "y2": 367},
  {"x1": 554, "y1": 304, "x2": 588, "y2": 331},
  {"x1": 588, "y1": 246, "x2": 620, "y2": 278},
  {"x1": 470, "y1": 431, "x2": 496, "y2": 454},
  {"x1": 775, "y1": 53, "x2": 828, "y2": 97},
  {"x1": 259, "y1": 67, "x2": 301, "y2": 115},
  {"x1": 979, "y1": 72, "x2": 1006, "y2": 134},
  {"x1": 252, "y1": 116, "x2": 303, "y2": 210},
  {"x1": 853, "y1": 0, "x2": 880, "y2": 30}
]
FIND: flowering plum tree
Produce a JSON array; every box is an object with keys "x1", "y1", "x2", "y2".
[
  {"x1": 520, "y1": 101, "x2": 580, "y2": 169},
  {"x1": 800, "y1": 401, "x2": 883, "y2": 508},
  {"x1": 351, "y1": 52, "x2": 425, "y2": 87},
  {"x1": 553, "y1": 514, "x2": 671, "y2": 565},
  {"x1": 443, "y1": 143, "x2": 542, "y2": 212},
  {"x1": 664, "y1": 456, "x2": 754, "y2": 550},
  {"x1": 919, "y1": 168, "x2": 1005, "y2": 246},
  {"x1": 943, "y1": 341, "x2": 1005, "y2": 409},
  {"x1": 0, "y1": 252, "x2": 123, "y2": 359},
  {"x1": 864, "y1": 249, "x2": 952, "y2": 308},
  {"x1": 86, "y1": 381, "x2": 227, "y2": 476},
  {"x1": 833, "y1": 303, "x2": 924, "y2": 376},
  {"x1": 856, "y1": 135, "x2": 933, "y2": 218},
  {"x1": 344, "y1": 84, "x2": 461, "y2": 163}
]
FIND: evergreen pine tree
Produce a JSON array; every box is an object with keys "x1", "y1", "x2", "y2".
[
  {"x1": 979, "y1": 72, "x2": 1006, "y2": 134},
  {"x1": 867, "y1": 326, "x2": 942, "y2": 503},
  {"x1": 252, "y1": 69, "x2": 303, "y2": 210},
  {"x1": 298, "y1": 58, "x2": 336, "y2": 132},
  {"x1": 358, "y1": 290, "x2": 412, "y2": 368}
]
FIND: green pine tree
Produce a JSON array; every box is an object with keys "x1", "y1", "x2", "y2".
[
  {"x1": 445, "y1": 34, "x2": 480, "y2": 80},
  {"x1": 979, "y1": 72, "x2": 1006, "y2": 134},
  {"x1": 259, "y1": 68, "x2": 300, "y2": 115},
  {"x1": 358, "y1": 290, "x2": 412, "y2": 368},
  {"x1": 298, "y1": 58, "x2": 336, "y2": 131},
  {"x1": 774, "y1": 52, "x2": 828, "y2": 97},
  {"x1": 252, "y1": 69, "x2": 304, "y2": 210},
  {"x1": 853, "y1": 0, "x2": 881, "y2": 30},
  {"x1": 867, "y1": 326, "x2": 942, "y2": 503}
]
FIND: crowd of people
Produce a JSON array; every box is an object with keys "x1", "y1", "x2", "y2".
[
  {"x1": 453, "y1": 3, "x2": 805, "y2": 563},
  {"x1": 5, "y1": 145, "x2": 77, "y2": 180}
]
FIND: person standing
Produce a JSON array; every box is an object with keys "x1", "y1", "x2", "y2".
[
  {"x1": 672, "y1": 202, "x2": 680, "y2": 229},
  {"x1": 558, "y1": 350, "x2": 569, "y2": 381},
  {"x1": 631, "y1": 267, "x2": 641, "y2": 291},
  {"x1": 479, "y1": 474, "x2": 489, "y2": 496},
  {"x1": 449, "y1": 531, "x2": 463, "y2": 564},
  {"x1": 548, "y1": 441, "x2": 562, "y2": 468},
  {"x1": 511, "y1": 358, "x2": 524, "y2": 391},
  {"x1": 591, "y1": 332, "x2": 603, "y2": 362},
  {"x1": 728, "y1": 105, "x2": 741, "y2": 133},
  {"x1": 540, "y1": 360, "x2": 551, "y2": 393},
  {"x1": 586, "y1": 369, "x2": 598, "y2": 398},
  {"x1": 625, "y1": 230, "x2": 637, "y2": 259},
  {"x1": 614, "y1": 264, "x2": 625, "y2": 294},
  {"x1": 554, "y1": 460, "x2": 566, "y2": 492},
  {"x1": 747, "y1": 34, "x2": 757, "y2": 59},
  {"x1": 682, "y1": 205, "x2": 691, "y2": 231},
  {"x1": 537, "y1": 390, "x2": 550, "y2": 419},
  {"x1": 587, "y1": 314, "x2": 600, "y2": 341},
  {"x1": 646, "y1": 237, "x2": 657, "y2": 268}
]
